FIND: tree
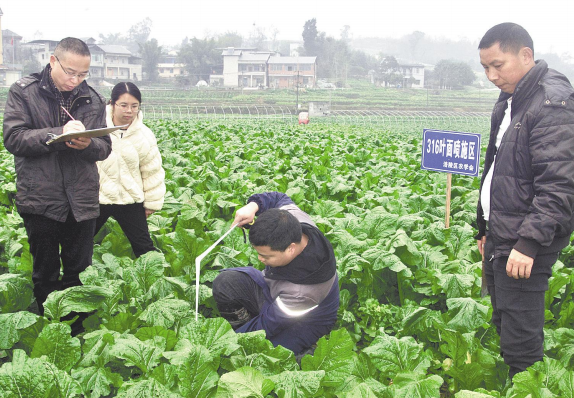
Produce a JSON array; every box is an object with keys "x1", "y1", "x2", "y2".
[
  {"x1": 139, "y1": 39, "x2": 162, "y2": 82},
  {"x1": 178, "y1": 37, "x2": 220, "y2": 84},
  {"x1": 98, "y1": 32, "x2": 127, "y2": 46},
  {"x1": 217, "y1": 31, "x2": 243, "y2": 48},
  {"x1": 21, "y1": 47, "x2": 41, "y2": 75},
  {"x1": 429, "y1": 60, "x2": 475, "y2": 89},
  {"x1": 407, "y1": 31, "x2": 425, "y2": 60},
  {"x1": 378, "y1": 56, "x2": 402, "y2": 87},
  {"x1": 340, "y1": 25, "x2": 351, "y2": 43},
  {"x1": 246, "y1": 25, "x2": 267, "y2": 50},
  {"x1": 127, "y1": 18, "x2": 153, "y2": 54},
  {"x1": 268, "y1": 27, "x2": 280, "y2": 52},
  {"x1": 349, "y1": 50, "x2": 377, "y2": 77},
  {"x1": 300, "y1": 19, "x2": 376, "y2": 82},
  {"x1": 302, "y1": 18, "x2": 319, "y2": 56},
  {"x1": 314, "y1": 35, "x2": 349, "y2": 82},
  {"x1": 98, "y1": 18, "x2": 153, "y2": 55}
]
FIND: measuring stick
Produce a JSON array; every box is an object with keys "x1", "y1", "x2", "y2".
[{"x1": 195, "y1": 223, "x2": 238, "y2": 320}]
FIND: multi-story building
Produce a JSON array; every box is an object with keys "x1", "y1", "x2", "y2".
[
  {"x1": 19, "y1": 40, "x2": 142, "y2": 83},
  {"x1": 158, "y1": 63, "x2": 186, "y2": 78},
  {"x1": 91, "y1": 45, "x2": 142, "y2": 81},
  {"x1": 220, "y1": 47, "x2": 241, "y2": 87},
  {"x1": 21, "y1": 39, "x2": 58, "y2": 67},
  {"x1": 268, "y1": 56, "x2": 317, "y2": 88},
  {"x1": 0, "y1": 10, "x2": 24, "y2": 84},
  {"x1": 220, "y1": 48, "x2": 271, "y2": 88},
  {"x1": 237, "y1": 52, "x2": 270, "y2": 88},
  {"x1": 216, "y1": 48, "x2": 317, "y2": 89},
  {"x1": 2, "y1": 29, "x2": 22, "y2": 66},
  {"x1": 398, "y1": 63, "x2": 425, "y2": 88},
  {"x1": 158, "y1": 55, "x2": 186, "y2": 79}
]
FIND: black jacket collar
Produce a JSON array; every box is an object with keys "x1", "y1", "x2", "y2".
[{"x1": 495, "y1": 60, "x2": 548, "y2": 113}]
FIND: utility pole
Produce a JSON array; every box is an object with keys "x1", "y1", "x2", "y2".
[{"x1": 296, "y1": 70, "x2": 300, "y2": 113}]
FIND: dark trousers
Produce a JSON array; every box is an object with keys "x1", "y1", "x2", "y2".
[
  {"x1": 212, "y1": 270, "x2": 265, "y2": 328},
  {"x1": 22, "y1": 212, "x2": 96, "y2": 314},
  {"x1": 95, "y1": 203, "x2": 156, "y2": 257},
  {"x1": 483, "y1": 234, "x2": 557, "y2": 380}
]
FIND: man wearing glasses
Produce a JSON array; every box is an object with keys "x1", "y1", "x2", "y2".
[{"x1": 3, "y1": 37, "x2": 111, "y2": 334}]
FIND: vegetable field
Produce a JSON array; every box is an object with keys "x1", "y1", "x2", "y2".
[
  {"x1": 0, "y1": 85, "x2": 499, "y2": 115},
  {"x1": 1, "y1": 120, "x2": 574, "y2": 397}
]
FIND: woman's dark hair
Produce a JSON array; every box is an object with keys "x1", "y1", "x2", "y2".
[
  {"x1": 110, "y1": 82, "x2": 142, "y2": 104},
  {"x1": 249, "y1": 209, "x2": 302, "y2": 251}
]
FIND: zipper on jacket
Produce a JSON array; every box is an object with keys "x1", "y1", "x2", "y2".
[{"x1": 486, "y1": 98, "x2": 514, "y2": 237}]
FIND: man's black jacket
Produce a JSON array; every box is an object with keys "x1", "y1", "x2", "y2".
[
  {"x1": 475, "y1": 60, "x2": 574, "y2": 259},
  {"x1": 3, "y1": 66, "x2": 111, "y2": 222}
]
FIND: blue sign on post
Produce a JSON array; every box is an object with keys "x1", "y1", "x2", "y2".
[{"x1": 421, "y1": 129, "x2": 481, "y2": 177}]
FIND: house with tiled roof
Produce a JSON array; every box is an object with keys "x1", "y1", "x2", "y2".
[
  {"x1": 20, "y1": 39, "x2": 59, "y2": 66},
  {"x1": 268, "y1": 56, "x2": 317, "y2": 88},
  {"x1": 88, "y1": 44, "x2": 142, "y2": 81},
  {"x1": 217, "y1": 47, "x2": 270, "y2": 88},
  {"x1": 215, "y1": 47, "x2": 317, "y2": 88},
  {"x1": 0, "y1": 8, "x2": 24, "y2": 85},
  {"x1": 2, "y1": 29, "x2": 22, "y2": 66}
]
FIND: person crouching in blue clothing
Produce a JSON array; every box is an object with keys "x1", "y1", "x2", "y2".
[{"x1": 212, "y1": 191, "x2": 339, "y2": 356}]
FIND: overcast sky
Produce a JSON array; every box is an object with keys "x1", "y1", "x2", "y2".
[{"x1": 2, "y1": 0, "x2": 573, "y2": 58}]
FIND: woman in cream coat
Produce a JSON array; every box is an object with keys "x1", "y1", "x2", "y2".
[{"x1": 95, "y1": 82, "x2": 165, "y2": 257}]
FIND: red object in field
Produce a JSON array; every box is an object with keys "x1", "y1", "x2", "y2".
[{"x1": 298, "y1": 112, "x2": 309, "y2": 124}]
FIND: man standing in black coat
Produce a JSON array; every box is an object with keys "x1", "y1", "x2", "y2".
[
  {"x1": 475, "y1": 23, "x2": 574, "y2": 380},
  {"x1": 3, "y1": 37, "x2": 111, "y2": 327}
]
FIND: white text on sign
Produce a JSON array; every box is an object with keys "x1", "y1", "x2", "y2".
[{"x1": 425, "y1": 138, "x2": 476, "y2": 160}]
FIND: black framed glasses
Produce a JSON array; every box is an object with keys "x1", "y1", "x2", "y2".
[{"x1": 54, "y1": 55, "x2": 90, "y2": 80}]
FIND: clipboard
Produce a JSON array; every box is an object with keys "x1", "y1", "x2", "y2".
[{"x1": 46, "y1": 124, "x2": 130, "y2": 145}]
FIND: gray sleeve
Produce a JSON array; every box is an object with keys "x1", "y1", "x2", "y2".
[{"x1": 279, "y1": 203, "x2": 317, "y2": 228}]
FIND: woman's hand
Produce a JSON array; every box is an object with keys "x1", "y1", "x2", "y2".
[{"x1": 145, "y1": 208, "x2": 155, "y2": 218}]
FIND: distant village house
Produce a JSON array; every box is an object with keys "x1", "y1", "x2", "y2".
[
  {"x1": 399, "y1": 63, "x2": 425, "y2": 88},
  {"x1": 0, "y1": 8, "x2": 24, "y2": 86},
  {"x1": 268, "y1": 56, "x2": 316, "y2": 89},
  {"x1": 18, "y1": 39, "x2": 142, "y2": 83},
  {"x1": 89, "y1": 44, "x2": 142, "y2": 81},
  {"x1": 212, "y1": 48, "x2": 317, "y2": 89},
  {"x1": 158, "y1": 55, "x2": 186, "y2": 79}
]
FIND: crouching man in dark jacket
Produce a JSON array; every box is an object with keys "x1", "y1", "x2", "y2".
[{"x1": 212, "y1": 192, "x2": 339, "y2": 355}]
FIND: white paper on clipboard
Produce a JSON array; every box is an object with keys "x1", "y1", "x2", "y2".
[{"x1": 46, "y1": 124, "x2": 130, "y2": 145}]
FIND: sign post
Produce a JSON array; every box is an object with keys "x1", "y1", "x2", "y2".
[
  {"x1": 445, "y1": 173, "x2": 452, "y2": 228},
  {"x1": 421, "y1": 129, "x2": 481, "y2": 228}
]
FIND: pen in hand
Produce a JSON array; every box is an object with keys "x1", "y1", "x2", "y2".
[
  {"x1": 61, "y1": 106, "x2": 75, "y2": 121},
  {"x1": 61, "y1": 106, "x2": 77, "y2": 144}
]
